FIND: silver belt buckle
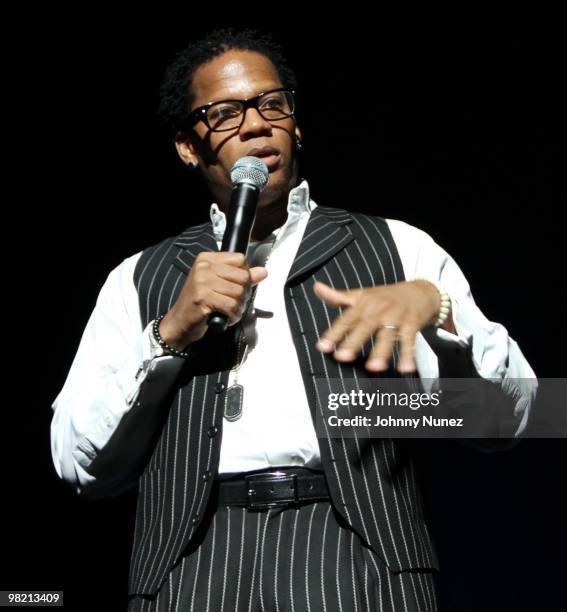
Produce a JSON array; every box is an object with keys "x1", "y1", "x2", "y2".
[{"x1": 245, "y1": 471, "x2": 299, "y2": 510}]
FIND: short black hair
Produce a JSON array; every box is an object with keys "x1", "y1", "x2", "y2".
[{"x1": 158, "y1": 28, "x2": 299, "y2": 134}]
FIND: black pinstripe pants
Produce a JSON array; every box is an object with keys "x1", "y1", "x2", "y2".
[{"x1": 127, "y1": 494, "x2": 438, "y2": 612}]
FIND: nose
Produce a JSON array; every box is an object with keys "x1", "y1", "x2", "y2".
[{"x1": 239, "y1": 106, "x2": 272, "y2": 139}]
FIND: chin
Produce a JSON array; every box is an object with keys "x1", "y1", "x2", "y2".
[{"x1": 258, "y1": 177, "x2": 291, "y2": 207}]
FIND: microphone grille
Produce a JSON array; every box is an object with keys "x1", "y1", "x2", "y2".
[{"x1": 230, "y1": 156, "x2": 270, "y2": 190}]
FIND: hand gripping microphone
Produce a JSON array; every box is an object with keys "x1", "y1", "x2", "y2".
[{"x1": 208, "y1": 156, "x2": 270, "y2": 333}]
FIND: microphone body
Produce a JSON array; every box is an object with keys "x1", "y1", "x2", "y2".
[
  {"x1": 220, "y1": 182, "x2": 260, "y2": 253},
  {"x1": 208, "y1": 157, "x2": 269, "y2": 333}
]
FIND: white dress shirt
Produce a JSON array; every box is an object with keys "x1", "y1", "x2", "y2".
[{"x1": 50, "y1": 180, "x2": 537, "y2": 497}]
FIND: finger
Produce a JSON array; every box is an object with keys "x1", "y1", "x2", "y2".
[
  {"x1": 212, "y1": 263, "x2": 251, "y2": 285},
  {"x1": 315, "y1": 308, "x2": 360, "y2": 353},
  {"x1": 198, "y1": 251, "x2": 247, "y2": 268},
  {"x1": 208, "y1": 277, "x2": 248, "y2": 301},
  {"x1": 332, "y1": 321, "x2": 379, "y2": 362},
  {"x1": 215, "y1": 251, "x2": 248, "y2": 267},
  {"x1": 207, "y1": 291, "x2": 242, "y2": 326},
  {"x1": 396, "y1": 327, "x2": 418, "y2": 373},
  {"x1": 365, "y1": 326, "x2": 400, "y2": 371},
  {"x1": 249, "y1": 266, "x2": 268, "y2": 285},
  {"x1": 313, "y1": 281, "x2": 362, "y2": 308}
]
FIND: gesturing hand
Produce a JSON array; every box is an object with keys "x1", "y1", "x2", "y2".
[{"x1": 314, "y1": 280, "x2": 448, "y2": 373}]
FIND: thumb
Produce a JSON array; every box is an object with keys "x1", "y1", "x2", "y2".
[
  {"x1": 313, "y1": 281, "x2": 361, "y2": 307},
  {"x1": 249, "y1": 266, "x2": 268, "y2": 286}
]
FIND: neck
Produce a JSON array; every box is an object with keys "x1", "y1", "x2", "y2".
[
  {"x1": 250, "y1": 197, "x2": 289, "y2": 241},
  {"x1": 212, "y1": 173, "x2": 301, "y2": 241}
]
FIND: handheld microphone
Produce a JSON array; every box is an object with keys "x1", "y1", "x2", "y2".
[{"x1": 208, "y1": 156, "x2": 269, "y2": 333}]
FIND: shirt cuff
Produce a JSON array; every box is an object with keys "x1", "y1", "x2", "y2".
[
  {"x1": 420, "y1": 290, "x2": 478, "y2": 377},
  {"x1": 117, "y1": 321, "x2": 162, "y2": 408}
]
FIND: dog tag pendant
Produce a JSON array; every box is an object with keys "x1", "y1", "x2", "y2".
[{"x1": 224, "y1": 383, "x2": 244, "y2": 421}]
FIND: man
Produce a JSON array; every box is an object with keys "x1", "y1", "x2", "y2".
[{"x1": 51, "y1": 29, "x2": 536, "y2": 611}]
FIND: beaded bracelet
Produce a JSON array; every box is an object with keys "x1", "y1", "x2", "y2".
[
  {"x1": 152, "y1": 315, "x2": 191, "y2": 359},
  {"x1": 417, "y1": 279, "x2": 452, "y2": 328}
]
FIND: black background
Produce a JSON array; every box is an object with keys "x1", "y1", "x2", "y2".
[{"x1": 6, "y1": 9, "x2": 565, "y2": 612}]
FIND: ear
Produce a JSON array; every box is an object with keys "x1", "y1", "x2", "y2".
[
  {"x1": 174, "y1": 132, "x2": 199, "y2": 168},
  {"x1": 294, "y1": 125, "x2": 302, "y2": 143}
]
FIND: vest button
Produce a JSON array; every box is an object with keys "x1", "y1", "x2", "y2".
[
  {"x1": 214, "y1": 382, "x2": 226, "y2": 394},
  {"x1": 191, "y1": 514, "x2": 200, "y2": 525},
  {"x1": 202, "y1": 470, "x2": 212, "y2": 481},
  {"x1": 207, "y1": 425, "x2": 218, "y2": 438}
]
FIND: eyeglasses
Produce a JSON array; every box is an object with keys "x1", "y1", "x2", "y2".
[{"x1": 184, "y1": 87, "x2": 296, "y2": 132}]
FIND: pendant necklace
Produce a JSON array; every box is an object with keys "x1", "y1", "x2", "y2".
[{"x1": 224, "y1": 233, "x2": 277, "y2": 422}]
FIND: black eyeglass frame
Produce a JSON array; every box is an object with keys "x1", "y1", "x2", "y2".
[{"x1": 183, "y1": 87, "x2": 296, "y2": 132}]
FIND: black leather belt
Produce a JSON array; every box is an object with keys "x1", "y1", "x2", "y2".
[{"x1": 213, "y1": 468, "x2": 330, "y2": 510}]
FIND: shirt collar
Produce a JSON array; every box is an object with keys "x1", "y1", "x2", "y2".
[{"x1": 209, "y1": 179, "x2": 313, "y2": 243}]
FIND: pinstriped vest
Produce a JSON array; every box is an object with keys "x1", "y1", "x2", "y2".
[{"x1": 128, "y1": 205, "x2": 439, "y2": 596}]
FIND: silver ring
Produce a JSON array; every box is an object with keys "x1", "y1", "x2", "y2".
[{"x1": 382, "y1": 323, "x2": 400, "y2": 330}]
